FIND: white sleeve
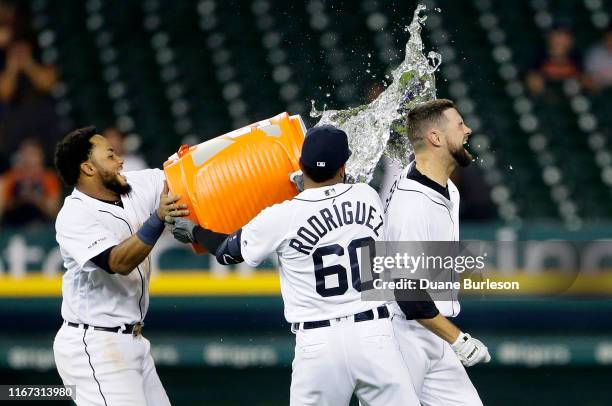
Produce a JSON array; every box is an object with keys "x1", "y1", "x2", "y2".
[
  {"x1": 150, "y1": 167, "x2": 166, "y2": 194},
  {"x1": 56, "y1": 206, "x2": 121, "y2": 270},
  {"x1": 150, "y1": 168, "x2": 166, "y2": 210},
  {"x1": 125, "y1": 168, "x2": 166, "y2": 206},
  {"x1": 240, "y1": 203, "x2": 290, "y2": 267}
]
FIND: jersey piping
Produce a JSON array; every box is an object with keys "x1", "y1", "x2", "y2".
[{"x1": 97, "y1": 209, "x2": 145, "y2": 322}]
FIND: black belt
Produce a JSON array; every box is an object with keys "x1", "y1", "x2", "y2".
[
  {"x1": 65, "y1": 320, "x2": 143, "y2": 335},
  {"x1": 293, "y1": 305, "x2": 390, "y2": 330}
]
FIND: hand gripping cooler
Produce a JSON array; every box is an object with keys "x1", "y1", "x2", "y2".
[{"x1": 163, "y1": 112, "x2": 306, "y2": 253}]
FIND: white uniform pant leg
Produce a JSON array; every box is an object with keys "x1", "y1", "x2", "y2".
[
  {"x1": 290, "y1": 323, "x2": 353, "y2": 406},
  {"x1": 53, "y1": 324, "x2": 170, "y2": 406},
  {"x1": 392, "y1": 317, "x2": 483, "y2": 406},
  {"x1": 141, "y1": 336, "x2": 171, "y2": 406},
  {"x1": 352, "y1": 318, "x2": 420, "y2": 406}
]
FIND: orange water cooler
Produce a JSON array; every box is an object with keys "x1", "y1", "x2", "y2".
[{"x1": 163, "y1": 112, "x2": 306, "y2": 253}]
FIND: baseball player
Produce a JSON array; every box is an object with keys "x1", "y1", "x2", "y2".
[
  {"x1": 385, "y1": 99, "x2": 490, "y2": 405},
  {"x1": 52, "y1": 126, "x2": 188, "y2": 406},
  {"x1": 169, "y1": 125, "x2": 421, "y2": 406}
]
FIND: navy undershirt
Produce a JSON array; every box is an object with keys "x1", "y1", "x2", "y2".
[{"x1": 408, "y1": 165, "x2": 450, "y2": 200}]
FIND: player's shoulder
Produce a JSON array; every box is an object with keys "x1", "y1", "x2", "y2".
[
  {"x1": 246, "y1": 199, "x2": 295, "y2": 233},
  {"x1": 55, "y1": 193, "x2": 93, "y2": 229},
  {"x1": 394, "y1": 177, "x2": 429, "y2": 199},
  {"x1": 389, "y1": 181, "x2": 431, "y2": 210},
  {"x1": 123, "y1": 168, "x2": 164, "y2": 186},
  {"x1": 351, "y1": 182, "x2": 382, "y2": 203},
  {"x1": 351, "y1": 182, "x2": 378, "y2": 194},
  {"x1": 259, "y1": 198, "x2": 294, "y2": 217}
]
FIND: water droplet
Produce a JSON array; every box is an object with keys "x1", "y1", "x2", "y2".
[
  {"x1": 508, "y1": 165, "x2": 513, "y2": 170},
  {"x1": 326, "y1": 93, "x2": 331, "y2": 97}
]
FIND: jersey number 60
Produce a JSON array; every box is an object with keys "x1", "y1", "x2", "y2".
[{"x1": 313, "y1": 237, "x2": 375, "y2": 297}]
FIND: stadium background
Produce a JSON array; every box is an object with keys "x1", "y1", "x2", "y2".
[{"x1": 1, "y1": 0, "x2": 612, "y2": 404}]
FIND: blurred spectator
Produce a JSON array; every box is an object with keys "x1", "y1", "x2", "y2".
[
  {"x1": 0, "y1": 139, "x2": 60, "y2": 228},
  {"x1": 0, "y1": 0, "x2": 30, "y2": 45},
  {"x1": 584, "y1": 26, "x2": 612, "y2": 91},
  {"x1": 526, "y1": 25, "x2": 582, "y2": 94},
  {"x1": 103, "y1": 127, "x2": 148, "y2": 172},
  {"x1": 0, "y1": 0, "x2": 59, "y2": 170}
]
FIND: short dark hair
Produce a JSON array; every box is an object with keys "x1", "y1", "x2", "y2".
[
  {"x1": 300, "y1": 159, "x2": 339, "y2": 183},
  {"x1": 405, "y1": 99, "x2": 455, "y2": 150},
  {"x1": 54, "y1": 126, "x2": 98, "y2": 186}
]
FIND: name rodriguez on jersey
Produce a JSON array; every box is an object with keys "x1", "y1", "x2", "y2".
[
  {"x1": 289, "y1": 200, "x2": 384, "y2": 255},
  {"x1": 373, "y1": 278, "x2": 521, "y2": 291}
]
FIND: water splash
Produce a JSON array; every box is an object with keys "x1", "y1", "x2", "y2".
[{"x1": 311, "y1": 4, "x2": 441, "y2": 182}]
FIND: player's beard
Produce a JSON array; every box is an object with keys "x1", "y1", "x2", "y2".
[
  {"x1": 450, "y1": 143, "x2": 473, "y2": 168},
  {"x1": 100, "y1": 170, "x2": 132, "y2": 195}
]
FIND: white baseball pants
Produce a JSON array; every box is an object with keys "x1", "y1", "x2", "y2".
[
  {"x1": 392, "y1": 317, "x2": 483, "y2": 406},
  {"x1": 290, "y1": 316, "x2": 420, "y2": 406},
  {"x1": 53, "y1": 323, "x2": 170, "y2": 406}
]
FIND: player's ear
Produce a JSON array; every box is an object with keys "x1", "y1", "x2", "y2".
[
  {"x1": 80, "y1": 160, "x2": 95, "y2": 177},
  {"x1": 425, "y1": 129, "x2": 443, "y2": 147},
  {"x1": 338, "y1": 164, "x2": 346, "y2": 181}
]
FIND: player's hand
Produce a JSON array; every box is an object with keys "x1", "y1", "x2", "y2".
[
  {"x1": 157, "y1": 181, "x2": 189, "y2": 221},
  {"x1": 289, "y1": 170, "x2": 304, "y2": 192},
  {"x1": 451, "y1": 332, "x2": 491, "y2": 367},
  {"x1": 168, "y1": 217, "x2": 197, "y2": 244}
]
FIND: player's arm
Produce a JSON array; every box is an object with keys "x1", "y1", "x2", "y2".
[
  {"x1": 416, "y1": 313, "x2": 460, "y2": 343},
  {"x1": 95, "y1": 183, "x2": 189, "y2": 275},
  {"x1": 417, "y1": 314, "x2": 492, "y2": 366},
  {"x1": 168, "y1": 217, "x2": 244, "y2": 265},
  {"x1": 170, "y1": 203, "x2": 286, "y2": 266},
  {"x1": 397, "y1": 294, "x2": 491, "y2": 366},
  {"x1": 420, "y1": 314, "x2": 491, "y2": 367}
]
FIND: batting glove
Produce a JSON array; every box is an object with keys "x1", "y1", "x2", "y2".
[
  {"x1": 169, "y1": 217, "x2": 197, "y2": 244},
  {"x1": 289, "y1": 170, "x2": 304, "y2": 192},
  {"x1": 451, "y1": 332, "x2": 491, "y2": 367}
]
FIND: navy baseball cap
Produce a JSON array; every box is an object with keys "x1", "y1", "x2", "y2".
[{"x1": 300, "y1": 125, "x2": 352, "y2": 171}]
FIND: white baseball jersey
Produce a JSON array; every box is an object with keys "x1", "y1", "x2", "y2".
[
  {"x1": 385, "y1": 162, "x2": 483, "y2": 406},
  {"x1": 55, "y1": 168, "x2": 166, "y2": 327},
  {"x1": 240, "y1": 182, "x2": 387, "y2": 323},
  {"x1": 385, "y1": 161, "x2": 461, "y2": 317}
]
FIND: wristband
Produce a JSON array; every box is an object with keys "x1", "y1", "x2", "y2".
[
  {"x1": 451, "y1": 332, "x2": 468, "y2": 348},
  {"x1": 137, "y1": 213, "x2": 165, "y2": 246}
]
